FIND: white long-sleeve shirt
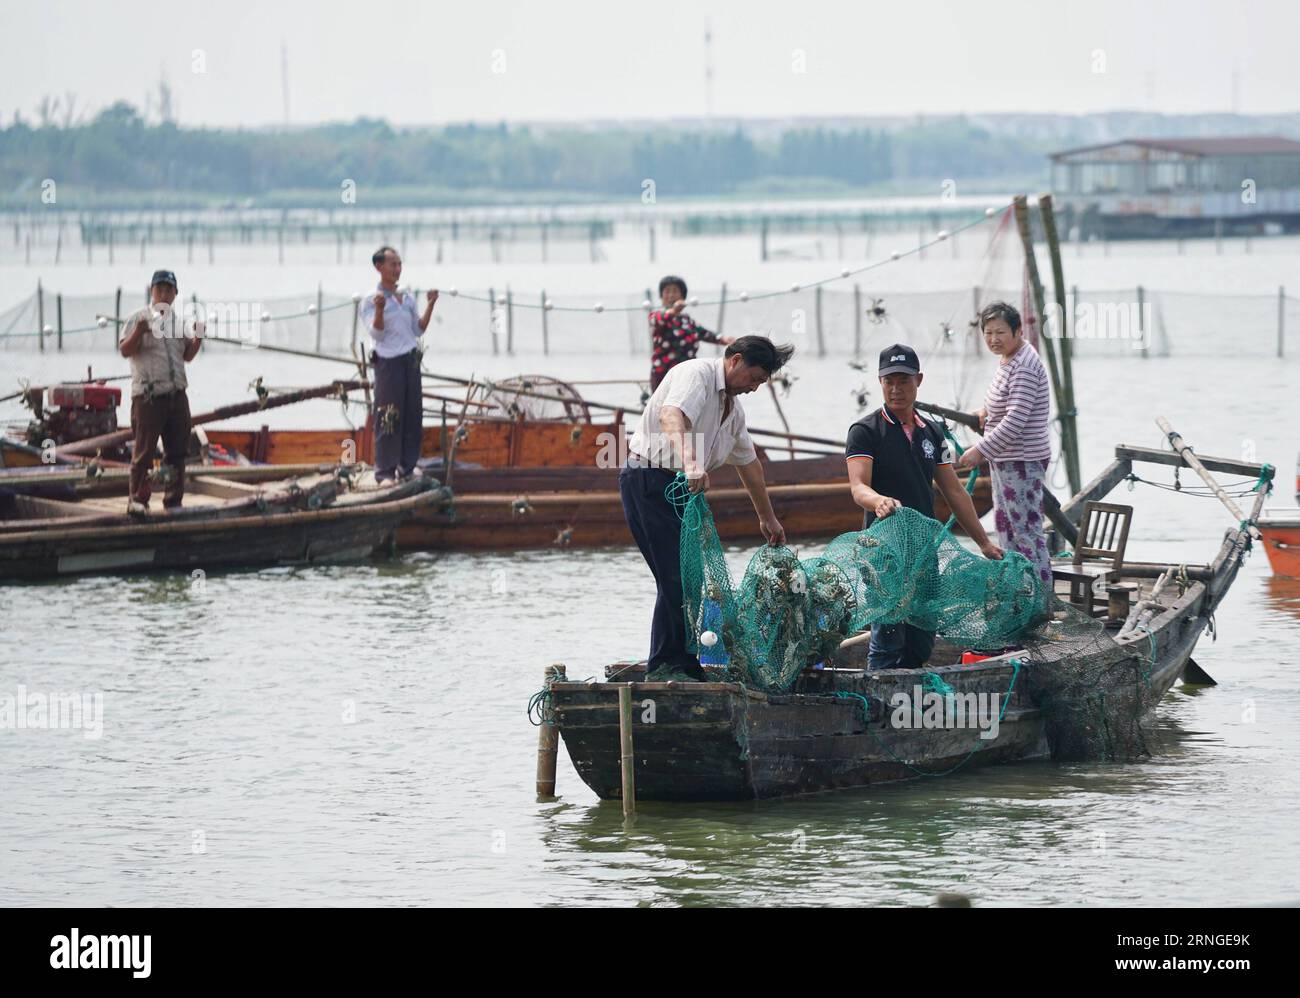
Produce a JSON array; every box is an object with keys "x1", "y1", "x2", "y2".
[{"x1": 360, "y1": 284, "x2": 422, "y2": 358}]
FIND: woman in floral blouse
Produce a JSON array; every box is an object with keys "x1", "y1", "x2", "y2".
[{"x1": 648, "y1": 275, "x2": 734, "y2": 391}]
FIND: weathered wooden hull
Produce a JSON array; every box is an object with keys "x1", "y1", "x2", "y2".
[
  {"x1": 553, "y1": 663, "x2": 1047, "y2": 801},
  {"x1": 550, "y1": 521, "x2": 1250, "y2": 801},
  {"x1": 0, "y1": 484, "x2": 444, "y2": 581}
]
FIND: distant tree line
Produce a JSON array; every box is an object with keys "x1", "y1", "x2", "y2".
[{"x1": 0, "y1": 101, "x2": 1048, "y2": 204}]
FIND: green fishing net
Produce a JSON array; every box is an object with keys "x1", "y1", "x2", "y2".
[{"x1": 675, "y1": 486, "x2": 1048, "y2": 692}]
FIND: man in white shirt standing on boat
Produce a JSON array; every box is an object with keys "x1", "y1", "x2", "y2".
[
  {"x1": 620, "y1": 335, "x2": 791, "y2": 681},
  {"x1": 360, "y1": 246, "x2": 439, "y2": 483}
]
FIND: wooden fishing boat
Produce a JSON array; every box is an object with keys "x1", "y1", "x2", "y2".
[
  {"x1": 200, "y1": 416, "x2": 992, "y2": 551},
  {"x1": 1259, "y1": 510, "x2": 1300, "y2": 578},
  {"x1": 1257, "y1": 452, "x2": 1300, "y2": 577},
  {"x1": 541, "y1": 432, "x2": 1273, "y2": 802},
  {"x1": 0, "y1": 468, "x2": 448, "y2": 581},
  {"x1": 5, "y1": 372, "x2": 992, "y2": 551}
]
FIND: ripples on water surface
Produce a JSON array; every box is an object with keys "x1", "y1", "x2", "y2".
[{"x1": 2, "y1": 353, "x2": 1299, "y2": 906}]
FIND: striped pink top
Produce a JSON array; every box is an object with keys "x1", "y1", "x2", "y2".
[{"x1": 981, "y1": 341, "x2": 1052, "y2": 462}]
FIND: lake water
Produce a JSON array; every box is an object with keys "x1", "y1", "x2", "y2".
[{"x1": 2, "y1": 222, "x2": 1299, "y2": 906}]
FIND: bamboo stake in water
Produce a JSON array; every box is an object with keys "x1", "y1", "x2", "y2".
[
  {"x1": 618, "y1": 684, "x2": 636, "y2": 818},
  {"x1": 535, "y1": 664, "x2": 564, "y2": 797}
]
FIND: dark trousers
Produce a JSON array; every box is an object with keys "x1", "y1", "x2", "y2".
[
  {"x1": 371, "y1": 349, "x2": 424, "y2": 480},
  {"x1": 619, "y1": 465, "x2": 695, "y2": 671},
  {"x1": 867, "y1": 622, "x2": 936, "y2": 670},
  {"x1": 129, "y1": 391, "x2": 191, "y2": 507}
]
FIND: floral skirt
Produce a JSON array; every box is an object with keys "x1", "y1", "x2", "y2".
[{"x1": 991, "y1": 459, "x2": 1053, "y2": 593}]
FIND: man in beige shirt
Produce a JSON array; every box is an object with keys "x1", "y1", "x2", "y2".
[
  {"x1": 620, "y1": 335, "x2": 792, "y2": 681},
  {"x1": 118, "y1": 269, "x2": 202, "y2": 513}
]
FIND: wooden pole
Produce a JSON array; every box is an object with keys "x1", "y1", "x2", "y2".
[
  {"x1": 815, "y1": 285, "x2": 826, "y2": 357},
  {"x1": 535, "y1": 663, "x2": 564, "y2": 796},
  {"x1": 59, "y1": 379, "x2": 364, "y2": 457},
  {"x1": 853, "y1": 283, "x2": 862, "y2": 357},
  {"x1": 56, "y1": 293, "x2": 63, "y2": 351},
  {"x1": 768, "y1": 383, "x2": 796, "y2": 460},
  {"x1": 760, "y1": 218, "x2": 768, "y2": 262},
  {"x1": 114, "y1": 287, "x2": 123, "y2": 347},
  {"x1": 37, "y1": 280, "x2": 45, "y2": 353},
  {"x1": 716, "y1": 281, "x2": 727, "y2": 340},
  {"x1": 1038, "y1": 194, "x2": 1081, "y2": 496},
  {"x1": 540, "y1": 290, "x2": 550, "y2": 355},
  {"x1": 1013, "y1": 195, "x2": 1077, "y2": 492},
  {"x1": 488, "y1": 287, "x2": 499, "y2": 355},
  {"x1": 1137, "y1": 285, "x2": 1147, "y2": 360},
  {"x1": 1156, "y1": 416, "x2": 1263, "y2": 539},
  {"x1": 1279, "y1": 286, "x2": 1286, "y2": 359},
  {"x1": 315, "y1": 284, "x2": 324, "y2": 353},
  {"x1": 506, "y1": 287, "x2": 514, "y2": 355},
  {"x1": 618, "y1": 684, "x2": 636, "y2": 818},
  {"x1": 192, "y1": 335, "x2": 842, "y2": 447}
]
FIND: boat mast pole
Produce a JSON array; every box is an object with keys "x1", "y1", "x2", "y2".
[
  {"x1": 1156, "y1": 416, "x2": 1268, "y2": 539},
  {"x1": 1013, "y1": 194, "x2": 1080, "y2": 497}
]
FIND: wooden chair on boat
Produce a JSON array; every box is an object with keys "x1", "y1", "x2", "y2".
[{"x1": 1053, "y1": 501, "x2": 1133, "y2": 616}]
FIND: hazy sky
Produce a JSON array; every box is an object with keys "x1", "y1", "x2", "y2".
[{"x1": 3, "y1": 0, "x2": 1298, "y2": 127}]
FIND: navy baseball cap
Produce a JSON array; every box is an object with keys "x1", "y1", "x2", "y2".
[
  {"x1": 150, "y1": 269, "x2": 178, "y2": 290},
  {"x1": 879, "y1": 343, "x2": 920, "y2": 376}
]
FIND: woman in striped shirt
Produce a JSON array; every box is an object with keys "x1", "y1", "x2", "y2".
[{"x1": 955, "y1": 301, "x2": 1054, "y2": 596}]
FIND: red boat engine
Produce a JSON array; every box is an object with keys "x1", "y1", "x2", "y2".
[{"x1": 25, "y1": 382, "x2": 127, "y2": 459}]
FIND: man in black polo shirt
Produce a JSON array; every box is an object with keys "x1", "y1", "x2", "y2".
[{"x1": 845, "y1": 343, "x2": 1004, "y2": 669}]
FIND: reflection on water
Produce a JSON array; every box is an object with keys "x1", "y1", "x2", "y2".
[{"x1": 2, "y1": 352, "x2": 1300, "y2": 906}]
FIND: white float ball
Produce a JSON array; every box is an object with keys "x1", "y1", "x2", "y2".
[
  {"x1": 739, "y1": 291, "x2": 749, "y2": 302},
  {"x1": 641, "y1": 299, "x2": 653, "y2": 309},
  {"x1": 791, "y1": 282, "x2": 801, "y2": 293},
  {"x1": 544, "y1": 299, "x2": 553, "y2": 310},
  {"x1": 689, "y1": 296, "x2": 699, "y2": 306},
  {"x1": 890, "y1": 250, "x2": 900, "y2": 260},
  {"x1": 351, "y1": 292, "x2": 362, "y2": 303},
  {"x1": 96, "y1": 316, "x2": 108, "y2": 328},
  {"x1": 594, "y1": 303, "x2": 605, "y2": 313},
  {"x1": 495, "y1": 293, "x2": 506, "y2": 304},
  {"x1": 260, "y1": 311, "x2": 271, "y2": 322},
  {"x1": 936, "y1": 229, "x2": 949, "y2": 241},
  {"x1": 307, "y1": 304, "x2": 318, "y2": 315},
  {"x1": 700, "y1": 630, "x2": 718, "y2": 647},
  {"x1": 448, "y1": 287, "x2": 458, "y2": 296},
  {"x1": 985, "y1": 207, "x2": 997, "y2": 217},
  {"x1": 841, "y1": 268, "x2": 851, "y2": 278}
]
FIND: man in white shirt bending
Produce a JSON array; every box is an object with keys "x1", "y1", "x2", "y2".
[{"x1": 620, "y1": 335, "x2": 792, "y2": 681}]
